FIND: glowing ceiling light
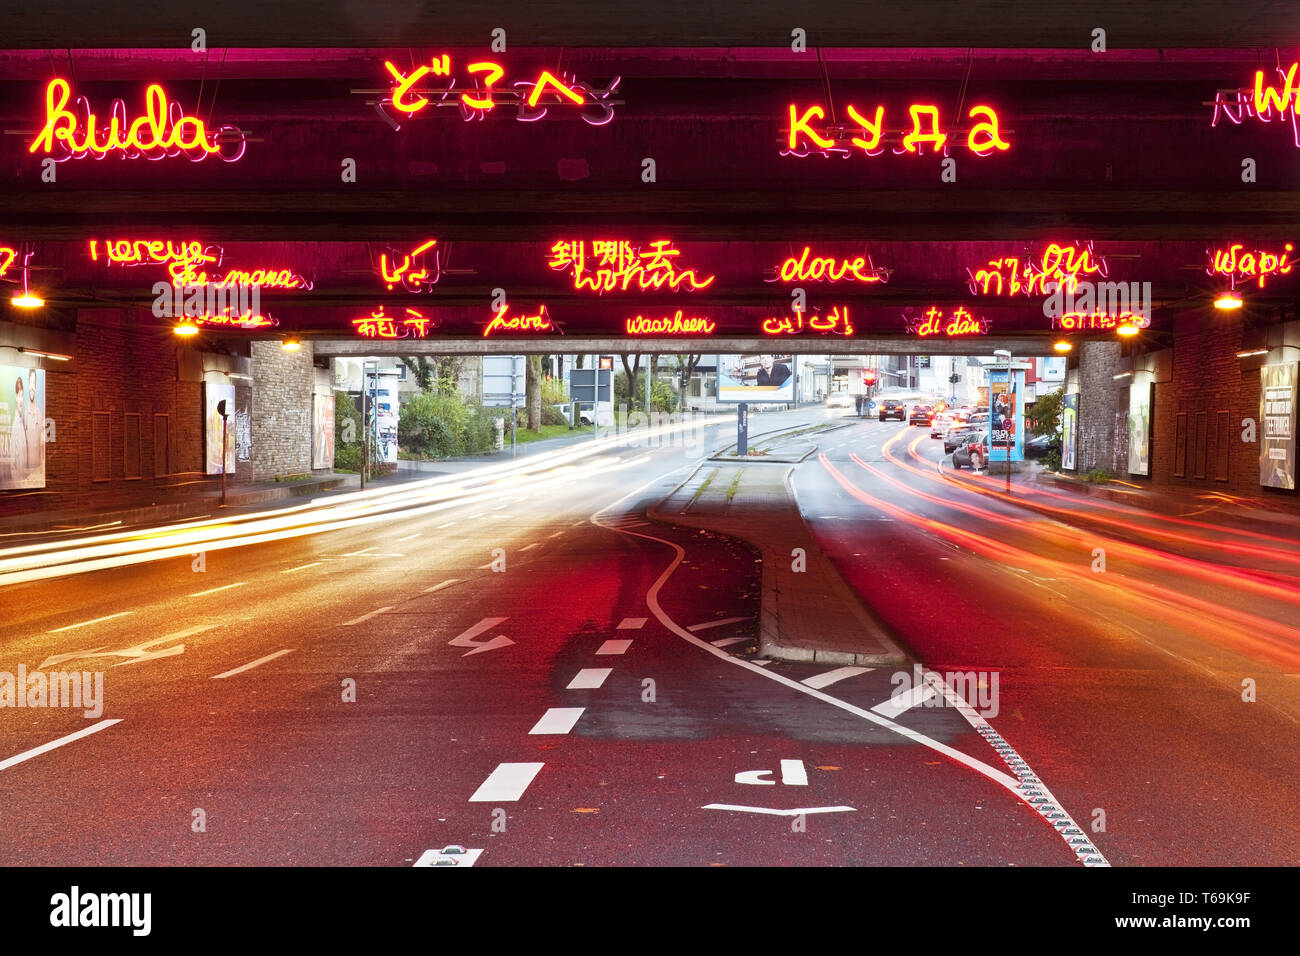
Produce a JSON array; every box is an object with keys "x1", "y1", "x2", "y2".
[
  {"x1": 10, "y1": 250, "x2": 43, "y2": 308},
  {"x1": 1214, "y1": 290, "x2": 1243, "y2": 310},
  {"x1": 173, "y1": 321, "x2": 199, "y2": 336},
  {"x1": 281, "y1": 337, "x2": 302, "y2": 351},
  {"x1": 1053, "y1": 339, "x2": 1073, "y2": 352},
  {"x1": 1116, "y1": 323, "x2": 1140, "y2": 337}
]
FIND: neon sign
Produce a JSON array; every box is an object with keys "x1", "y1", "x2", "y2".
[
  {"x1": 1208, "y1": 243, "x2": 1294, "y2": 289},
  {"x1": 380, "y1": 55, "x2": 620, "y2": 126},
  {"x1": 1052, "y1": 311, "x2": 1150, "y2": 332},
  {"x1": 968, "y1": 242, "x2": 1107, "y2": 297},
  {"x1": 380, "y1": 239, "x2": 440, "y2": 292},
  {"x1": 215, "y1": 268, "x2": 312, "y2": 291},
  {"x1": 1210, "y1": 61, "x2": 1300, "y2": 148},
  {"x1": 30, "y1": 79, "x2": 245, "y2": 163},
  {"x1": 353, "y1": 307, "x2": 435, "y2": 338},
  {"x1": 90, "y1": 239, "x2": 311, "y2": 289},
  {"x1": 0, "y1": 247, "x2": 16, "y2": 278},
  {"x1": 769, "y1": 247, "x2": 888, "y2": 284},
  {"x1": 548, "y1": 240, "x2": 714, "y2": 293},
  {"x1": 190, "y1": 312, "x2": 279, "y2": 330},
  {"x1": 625, "y1": 311, "x2": 717, "y2": 335},
  {"x1": 762, "y1": 305, "x2": 854, "y2": 336},
  {"x1": 483, "y1": 305, "x2": 553, "y2": 337},
  {"x1": 904, "y1": 306, "x2": 990, "y2": 337},
  {"x1": 783, "y1": 103, "x2": 1009, "y2": 158}
]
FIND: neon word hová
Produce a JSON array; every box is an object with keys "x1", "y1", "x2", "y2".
[
  {"x1": 548, "y1": 240, "x2": 715, "y2": 294},
  {"x1": 625, "y1": 311, "x2": 717, "y2": 335},
  {"x1": 483, "y1": 305, "x2": 553, "y2": 337},
  {"x1": 1208, "y1": 243, "x2": 1294, "y2": 289},
  {"x1": 905, "y1": 306, "x2": 989, "y2": 336},
  {"x1": 380, "y1": 240, "x2": 440, "y2": 292},
  {"x1": 353, "y1": 308, "x2": 434, "y2": 338},
  {"x1": 762, "y1": 305, "x2": 854, "y2": 336},
  {"x1": 783, "y1": 103, "x2": 1009, "y2": 158},
  {"x1": 772, "y1": 247, "x2": 888, "y2": 284},
  {"x1": 968, "y1": 242, "x2": 1107, "y2": 297},
  {"x1": 30, "y1": 79, "x2": 245, "y2": 162},
  {"x1": 1210, "y1": 61, "x2": 1300, "y2": 148},
  {"x1": 383, "y1": 55, "x2": 620, "y2": 126}
]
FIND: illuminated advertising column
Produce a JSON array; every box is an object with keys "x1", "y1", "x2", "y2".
[{"x1": 988, "y1": 367, "x2": 1024, "y2": 462}]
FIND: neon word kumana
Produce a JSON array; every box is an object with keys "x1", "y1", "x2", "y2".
[
  {"x1": 548, "y1": 239, "x2": 714, "y2": 294},
  {"x1": 783, "y1": 103, "x2": 1009, "y2": 158},
  {"x1": 382, "y1": 54, "x2": 620, "y2": 126},
  {"x1": 30, "y1": 79, "x2": 245, "y2": 162},
  {"x1": 1208, "y1": 243, "x2": 1294, "y2": 289}
]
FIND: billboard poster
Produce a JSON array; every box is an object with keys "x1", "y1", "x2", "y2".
[
  {"x1": 205, "y1": 382, "x2": 236, "y2": 475},
  {"x1": 0, "y1": 366, "x2": 45, "y2": 490},
  {"x1": 1062, "y1": 393, "x2": 1079, "y2": 471},
  {"x1": 234, "y1": 389, "x2": 252, "y2": 464},
  {"x1": 988, "y1": 368, "x2": 1023, "y2": 461},
  {"x1": 1260, "y1": 362, "x2": 1298, "y2": 490},
  {"x1": 313, "y1": 392, "x2": 335, "y2": 469},
  {"x1": 717, "y1": 353, "x2": 795, "y2": 403},
  {"x1": 1128, "y1": 382, "x2": 1152, "y2": 476},
  {"x1": 1036, "y1": 357, "x2": 1067, "y2": 382}
]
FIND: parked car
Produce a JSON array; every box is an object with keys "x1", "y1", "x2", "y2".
[
  {"x1": 878, "y1": 399, "x2": 906, "y2": 421},
  {"x1": 909, "y1": 404, "x2": 934, "y2": 426},
  {"x1": 952, "y1": 431, "x2": 991, "y2": 470},
  {"x1": 825, "y1": 391, "x2": 854, "y2": 409},
  {"x1": 930, "y1": 412, "x2": 955, "y2": 439},
  {"x1": 1024, "y1": 433, "x2": 1056, "y2": 458},
  {"x1": 943, "y1": 423, "x2": 971, "y2": 453}
]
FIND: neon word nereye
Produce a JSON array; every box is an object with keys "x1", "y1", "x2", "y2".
[
  {"x1": 91, "y1": 240, "x2": 311, "y2": 290},
  {"x1": 784, "y1": 103, "x2": 1009, "y2": 157},
  {"x1": 1208, "y1": 243, "x2": 1294, "y2": 289},
  {"x1": 30, "y1": 79, "x2": 245, "y2": 162}
]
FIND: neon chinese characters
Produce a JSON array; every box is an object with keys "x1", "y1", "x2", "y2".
[
  {"x1": 30, "y1": 79, "x2": 246, "y2": 163},
  {"x1": 784, "y1": 103, "x2": 1009, "y2": 158},
  {"x1": 548, "y1": 240, "x2": 715, "y2": 294},
  {"x1": 1208, "y1": 243, "x2": 1294, "y2": 289},
  {"x1": 626, "y1": 311, "x2": 717, "y2": 335},
  {"x1": 773, "y1": 247, "x2": 887, "y2": 284}
]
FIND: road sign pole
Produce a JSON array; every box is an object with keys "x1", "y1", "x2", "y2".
[{"x1": 737, "y1": 402, "x2": 748, "y2": 456}]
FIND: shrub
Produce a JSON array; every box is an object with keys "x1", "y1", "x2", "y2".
[
  {"x1": 1085, "y1": 467, "x2": 1114, "y2": 483},
  {"x1": 541, "y1": 376, "x2": 568, "y2": 406},
  {"x1": 541, "y1": 403, "x2": 569, "y2": 427},
  {"x1": 399, "y1": 392, "x2": 471, "y2": 459}
]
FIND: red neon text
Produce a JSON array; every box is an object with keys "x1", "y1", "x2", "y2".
[
  {"x1": 762, "y1": 305, "x2": 854, "y2": 336},
  {"x1": 1208, "y1": 243, "x2": 1294, "y2": 289},
  {"x1": 773, "y1": 246, "x2": 887, "y2": 283},
  {"x1": 353, "y1": 308, "x2": 434, "y2": 338},
  {"x1": 905, "y1": 306, "x2": 990, "y2": 336},
  {"x1": 968, "y1": 242, "x2": 1107, "y2": 297},
  {"x1": 625, "y1": 311, "x2": 717, "y2": 335},
  {"x1": 1211, "y1": 62, "x2": 1300, "y2": 148},
  {"x1": 784, "y1": 102, "x2": 1009, "y2": 158},
  {"x1": 190, "y1": 312, "x2": 278, "y2": 330},
  {"x1": 548, "y1": 240, "x2": 714, "y2": 294},
  {"x1": 483, "y1": 305, "x2": 553, "y2": 337},
  {"x1": 0, "y1": 247, "x2": 16, "y2": 278},
  {"x1": 1052, "y1": 311, "x2": 1150, "y2": 332},
  {"x1": 380, "y1": 239, "x2": 440, "y2": 292}
]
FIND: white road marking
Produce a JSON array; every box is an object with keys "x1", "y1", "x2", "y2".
[
  {"x1": 448, "y1": 617, "x2": 513, "y2": 657},
  {"x1": 710, "y1": 637, "x2": 747, "y2": 648},
  {"x1": 414, "y1": 848, "x2": 484, "y2": 867},
  {"x1": 596, "y1": 639, "x2": 632, "y2": 655},
  {"x1": 801, "y1": 666, "x2": 873, "y2": 689},
  {"x1": 567, "y1": 668, "x2": 613, "y2": 689},
  {"x1": 210, "y1": 649, "x2": 294, "y2": 680},
  {"x1": 870, "y1": 682, "x2": 938, "y2": 719},
  {"x1": 397, "y1": 533, "x2": 421, "y2": 542},
  {"x1": 735, "y1": 769, "x2": 776, "y2": 785},
  {"x1": 702, "y1": 804, "x2": 855, "y2": 816},
  {"x1": 0, "y1": 719, "x2": 123, "y2": 772},
  {"x1": 781, "y1": 759, "x2": 808, "y2": 786},
  {"x1": 687, "y1": 616, "x2": 750, "y2": 632},
  {"x1": 342, "y1": 606, "x2": 393, "y2": 626},
  {"x1": 466, "y1": 513, "x2": 484, "y2": 520},
  {"x1": 343, "y1": 547, "x2": 377, "y2": 556},
  {"x1": 752, "y1": 659, "x2": 773, "y2": 666},
  {"x1": 188, "y1": 582, "x2": 247, "y2": 598},
  {"x1": 469, "y1": 762, "x2": 544, "y2": 802},
  {"x1": 549, "y1": 531, "x2": 565, "y2": 538},
  {"x1": 281, "y1": 562, "x2": 321, "y2": 574},
  {"x1": 48, "y1": 611, "x2": 133, "y2": 633},
  {"x1": 617, "y1": 617, "x2": 647, "y2": 630},
  {"x1": 436, "y1": 521, "x2": 457, "y2": 529},
  {"x1": 423, "y1": 578, "x2": 460, "y2": 593},
  {"x1": 528, "y1": 707, "x2": 585, "y2": 735},
  {"x1": 492, "y1": 502, "x2": 509, "y2": 510},
  {"x1": 519, "y1": 543, "x2": 539, "y2": 552}
]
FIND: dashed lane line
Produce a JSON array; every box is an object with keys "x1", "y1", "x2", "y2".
[
  {"x1": 519, "y1": 543, "x2": 540, "y2": 552},
  {"x1": 423, "y1": 578, "x2": 461, "y2": 593},
  {"x1": 210, "y1": 649, "x2": 295, "y2": 680},
  {"x1": 48, "y1": 611, "x2": 132, "y2": 633},
  {"x1": 617, "y1": 617, "x2": 647, "y2": 629},
  {"x1": 469, "y1": 762, "x2": 545, "y2": 802},
  {"x1": 529, "y1": 707, "x2": 586, "y2": 735},
  {"x1": 801, "y1": 666, "x2": 874, "y2": 689},
  {"x1": 567, "y1": 668, "x2": 613, "y2": 689},
  {"x1": 188, "y1": 582, "x2": 247, "y2": 598},
  {"x1": 281, "y1": 562, "x2": 321, "y2": 574},
  {"x1": 342, "y1": 606, "x2": 393, "y2": 627},
  {"x1": 0, "y1": 719, "x2": 123, "y2": 772},
  {"x1": 596, "y1": 639, "x2": 632, "y2": 655}
]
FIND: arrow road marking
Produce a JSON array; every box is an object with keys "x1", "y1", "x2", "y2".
[
  {"x1": 448, "y1": 616, "x2": 513, "y2": 657},
  {"x1": 414, "y1": 848, "x2": 484, "y2": 867},
  {"x1": 801, "y1": 666, "x2": 873, "y2": 689},
  {"x1": 702, "y1": 805, "x2": 856, "y2": 816},
  {"x1": 38, "y1": 624, "x2": 215, "y2": 669}
]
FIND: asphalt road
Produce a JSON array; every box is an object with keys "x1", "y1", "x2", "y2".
[{"x1": 0, "y1": 408, "x2": 1294, "y2": 865}]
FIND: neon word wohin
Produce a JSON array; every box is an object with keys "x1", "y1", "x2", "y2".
[
  {"x1": 353, "y1": 308, "x2": 434, "y2": 338},
  {"x1": 548, "y1": 240, "x2": 714, "y2": 294},
  {"x1": 483, "y1": 305, "x2": 553, "y2": 336},
  {"x1": 968, "y1": 242, "x2": 1107, "y2": 297},
  {"x1": 762, "y1": 305, "x2": 854, "y2": 336},
  {"x1": 30, "y1": 79, "x2": 245, "y2": 162},
  {"x1": 625, "y1": 311, "x2": 717, "y2": 335},
  {"x1": 1208, "y1": 243, "x2": 1294, "y2": 289},
  {"x1": 380, "y1": 240, "x2": 440, "y2": 292},
  {"x1": 382, "y1": 55, "x2": 620, "y2": 126},
  {"x1": 783, "y1": 103, "x2": 1008, "y2": 158},
  {"x1": 904, "y1": 306, "x2": 989, "y2": 336},
  {"x1": 1210, "y1": 61, "x2": 1300, "y2": 148},
  {"x1": 771, "y1": 247, "x2": 888, "y2": 283}
]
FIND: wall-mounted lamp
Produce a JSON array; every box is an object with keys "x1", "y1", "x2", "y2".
[
  {"x1": 281, "y1": 337, "x2": 302, "y2": 352},
  {"x1": 1112, "y1": 371, "x2": 1133, "y2": 380},
  {"x1": 1235, "y1": 348, "x2": 1269, "y2": 358},
  {"x1": 173, "y1": 321, "x2": 199, "y2": 337},
  {"x1": 1214, "y1": 291, "x2": 1243, "y2": 311},
  {"x1": 1052, "y1": 340, "x2": 1073, "y2": 353},
  {"x1": 10, "y1": 251, "x2": 43, "y2": 308},
  {"x1": 16, "y1": 346, "x2": 70, "y2": 361}
]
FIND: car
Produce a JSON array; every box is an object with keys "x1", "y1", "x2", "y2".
[
  {"x1": 1024, "y1": 433, "x2": 1056, "y2": 458},
  {"x1": 930, "y1": 412, "x2": 955, "y2": 439},
  {"x1": 824, "y1": 391, "x2": 854, "y2": 409},
  {"x1": 909, "y1": 404, "x2": 934, "y2": 426},
  {"x1": 878, "y1": 399, "x2": 906, "y2": 421},
  {"x1": 943, "y1": 421, "x2": 975, "y2": 452},
  {"x1": 952, "y1": 431, "x2": 991, "y2": 470}
]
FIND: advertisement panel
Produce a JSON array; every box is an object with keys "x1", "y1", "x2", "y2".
[
  {"x1": 1061, "y1": 392, "x2": 1079, "y2": 471},
  {"x1": 717, "y1": 353, "x2": 796, "y2": 403},
  {"x1": 988, "y1": 368, "x2": 1023, "y2": 462},
  {"x1": 205, "y1": 383, "x2": 236, "y2": 475},
  {"x1": 1128, "y1": 382, "x2": 1152, "y2": 476},
  {"x1": 0, "y1": 366, "x2": 45, "y2": 490},
  {"x1": 313, "y1": 392, "x2": 335, "y2": 470},
  {"x1": 1260, "y1": 362, "x2": 1298, "y2": 490}
]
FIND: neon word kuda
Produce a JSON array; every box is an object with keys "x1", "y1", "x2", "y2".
[
  {"x1": 1208, "y1": 243, "x2": 1294, "y2": 289},
  {"x1": 549, "y1": 240, "x2": 715, "y2": 294},
  {"x1": 625, "y1": 311, "x2": 717, "y2": 335},
  {"x1": 905, "y1": 306, "x2": 990, "y2": 336},
  {"x1": 31, "y1": 79, "x2": 245, "y2": 162},
  {"x1": 1210, "y1": 60, "x2": 1300, "y2": 148},
  {"x1": 784, "y1": 103, "x2": 1009, "y2": 158},
  {"x1": 968, "y1": 242, "x2": 1107, "y2": 297},
  {"x1": 353, "y1": 308, "x2": 434, "y2": 338},
  {"x1": 483, "y1": 305, "x2": 554, "y2": 336},
  {"x1": 762, "y1": 305, "x2": 854, "y2": 336},
  {"x1": 771, "y1": 247, "x2": 888, "y2": 283}
]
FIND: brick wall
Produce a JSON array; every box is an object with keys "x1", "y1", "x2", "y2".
[{"x1": 251, "y1": 340, "x2": 314, "y2": 480}]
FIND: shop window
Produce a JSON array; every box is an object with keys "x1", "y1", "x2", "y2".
[
  {"x1": 1173, "y1": 413, "x2": 1187, "y2": 478},
  {"x1": 91, "y1": 411, "x2": 111, "y2": 482},
  {"x1": 124, "y1": 413, "x2": 141, "y2": 479}
]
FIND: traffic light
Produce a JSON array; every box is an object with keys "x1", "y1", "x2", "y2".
[
  {"x1": 949, "y1": 373, "x2": 960, "y2": 384},
  {"x1": 863, "y1": 370, "x2": 877, "y2": 387}
]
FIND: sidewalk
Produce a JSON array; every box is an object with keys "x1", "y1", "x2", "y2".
[
  {"x1": 650, "y1": 462, "x2": 910, "y2": 667},
  {"x1": 1033, "y1": 470, "x2": 1300, "y2": 527}
]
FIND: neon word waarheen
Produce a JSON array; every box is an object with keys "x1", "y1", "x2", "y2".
[
  {"x1": 549, "y1": 239, "x2": 714, "y2": 294},
  {"x1": 382, "y1": 54, "x2": 620, "y2": 126},
  {"x1": 783, "y1": 103, "x2": 1009, "y2": 158},
  {"x1": 904, "y1": 306, "x2": 990, "y2": 336},
  {"x1": 770, "y1": 247, "x2": 888, "y2": 284},
  {"x1": 483, "y1": 305, "x2": 553, "y2": 337},
  {"x1": 31, "y1": 79, "x2": 245, "y2": 162},
  {"x1": 762, "y1": 305, "x2": 854, "y2": 336},
  {"x1": 625, "y1": 311, "x2": 717, "y2": 335},
  {"x1": 968, "y1": 242, "x2": 1107, "y2": 297},
  {"x1": 1210, "y1": 60, "x2": 1300, "y2": 148},
  {"x1": 353, "y1": 307, "x2": 434, "y2": 338},
  {"x1": 1208, "y1": 243, "x2": 1294, "y2": 289}
]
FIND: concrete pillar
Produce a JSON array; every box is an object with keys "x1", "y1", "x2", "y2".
[
  {"x1": 251, "y1": 340, "x2": 314, "y2": 480},
  {"x1": 1076, "y1": 340, "x2": 1128, "y2": 476}
]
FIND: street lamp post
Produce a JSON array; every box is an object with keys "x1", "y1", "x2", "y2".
[{"x1": 993, "y1": 349, "x2": 1013, "y2": 493}]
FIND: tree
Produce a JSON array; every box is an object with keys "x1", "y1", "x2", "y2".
[
  {"x1": 620, "y1": 354, "x2": 643, "y2": 404},
  {"x1": 526, "y1": 354, "x2": 542, "y2": 431},
  {"x1": 1028, "y1": 388, "x2": 1065, "y2": 438},
  {"x1": 400, "y1": 356, "x2": 435, "y2": 392},
  {"x1": 671, "y1": 354, "x2": 703, "y2": 406}
]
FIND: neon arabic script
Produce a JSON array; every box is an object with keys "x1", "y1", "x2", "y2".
[
  {"x1": 762, "y1": 305, "x2": 854, "y2": 336},
  {"x1": 380, "y1": 240, "x2": 440, "y2": 292},
  {"x1": 30, "y1": 79, "x2": 245, "y2": 162}
]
